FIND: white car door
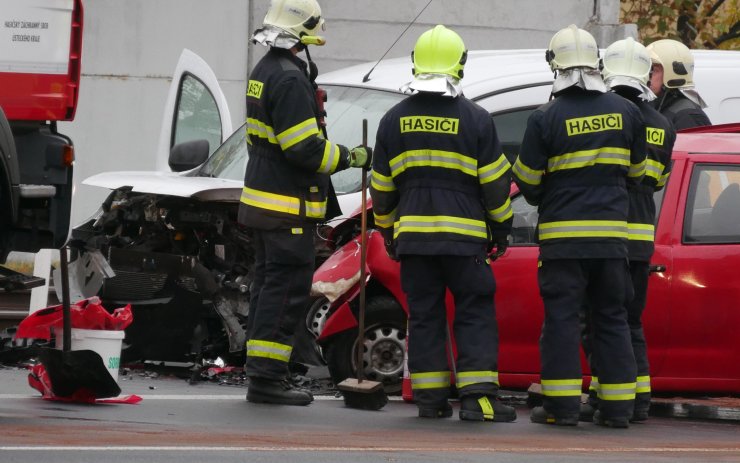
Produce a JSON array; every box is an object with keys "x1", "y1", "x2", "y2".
[{"x1": 155, "y1": 49, "x2": 233, "y2": 172}]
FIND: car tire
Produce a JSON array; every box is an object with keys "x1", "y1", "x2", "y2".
[{"x1": 324, "y1": 296, "x2": 406, "y2": 394}]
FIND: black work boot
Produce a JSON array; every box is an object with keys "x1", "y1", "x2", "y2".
[
  {"x1": 530, "y1": 406, "x2": 579, "y2": 426},
  {"x1": 246, "y1": 377, "x2": 313, "y2": 406},
  {"x1": 459, "y1": 395, "x2": 517, "y2": 422},
  {"x1": 417, "y1": 401, "x2": 453, "y2": 418},
  {"x1": 593, "y1": 410, "x2": 630, "y2": 428},
  {"x1": 579, "y1": 402, "x2": 596, "y2": 422}
]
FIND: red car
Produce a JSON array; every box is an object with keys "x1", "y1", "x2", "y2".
[{"x1": 309, "y1": 123, "x2": 740, "y2": 396}]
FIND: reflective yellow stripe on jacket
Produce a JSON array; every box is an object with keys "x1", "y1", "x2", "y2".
[
  {"x1": 389, "y1": 149, "x2": 477, "y2": 177},
  {"x1": 478, "y1": 154, "x2": 510, "y2": 184},
  {"x1": 512, "y1": 158, "x2": 544, "y2": 186},
  {"x1": 374, "y1": 207, "x2": 397, "y2": 229},
  {"x1": 318, "y1": 141, "x2": 341, "y2": 174},
  {"x1": 410, "y1": 371, "x2": 451, "y2": 390},
  {"x1": 277, "y1": 118, "x2": 320, "y2": 150},
  {"x1": 548, "y1": 147, "x2": 630, "y2": 172},
  {"x1": 246, "y1": 118, "x2": 279, "y2": 144},
  {"x1": 394, "y1": 215, "x2": 488, "y2": 240},
  {"x1": 645, "y1": 159, "x2": 666, "y2": 183},
  {"x1": 488, "y1": 199, "x2": 513, "y2": 223},
  {"x1": 371, "y1": 170, "x2": 396, "y2": 192},
  {"x1": 538, "y1": 220, "x2": 628, "y2": 240},
  {"x1": 246, "y1": 339, "x2": 292, "y2": 362},
  {"x1": 241, "y1": 187, "x2": 326, "y2": 219},
  {"x1": 627, "y1": 223, "x2": 655, "y2": 242}
]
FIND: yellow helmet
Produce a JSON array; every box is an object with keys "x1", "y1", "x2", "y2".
[
  {"x1": 546, "y1": 25, "x2": 600, "y2": 72},
  {"x1": 646, "y1": 39, "x2": 695, "y2": 88},
  {"x1": 602, "y1": 37, "x2": 651, "y2": 85},
  {"x1": 412, "y1": 25, "x2": 467, "y2": 80},
  {"x1": 263, "y1": 0, "x2": 325, "y2": 44}
]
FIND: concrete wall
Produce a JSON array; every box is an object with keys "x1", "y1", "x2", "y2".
[
  {"x1": 59, "y1": 0, "x2": 249, "y2": 226},
  {"x1": 58, "y1": 0, "x2": 631, "y2": 228},
  {"x1": 248, "y1": 0, "x2": 635, "y2": 73}
]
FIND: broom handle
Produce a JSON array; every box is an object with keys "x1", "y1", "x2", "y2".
[
  {"x1": 60, "y1": 245, "x2": 72, "y2": 352},
  {"x1": 357, "y1": 119, "x2": 369, "y2": 383}
]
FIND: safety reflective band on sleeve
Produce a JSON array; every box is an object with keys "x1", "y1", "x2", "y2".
[
  {"x1": 478, "y1": 154, "x2": 511, "y2": 185},
  {"x1": 547, "y1": 147, "x2": 631, "y2": 173},
  {"x1": 410, "y1": 371, "x2": 451, "y2": 390},
  {"x1": 636, "y1": 375, "x2": 651, "y2": 394},
  {"x1": 241, "y1": 187, "x2": 300, "y2": 215},
  {"x1": 394, "y1": 215, "x2": 488, "y2": 239},
  {"x1": 318, "y1": 141, "x2": 341, "y2": 174},
  {"x1": 487, "y1": 198, "x2": 513, "y2": 223},
  {"x1": 371, "y1": 170, "x2": 396, "y2": 192},
  {"x1": 645, "y1": 159, "x2": 666, "y2": 182},
  {"x1": 597, "y1": 382, "x2": 636, "y2": 401},
  {"x1": 305, "y1": 199, "x2": 327, "y2": 219},
  {"x1": 246, "y1": 339, "x2": 292, "y2": 362},
  {"x1": 277, "y1": 118, "x2": 321, "y2": 150},
  {"x1": 246, "y1": 118, "x2": 279, "y2": 144},
  {"x1": 373, "y1": 207, "x2": 397, "y2": 229},
  {"x1": 512, "y1": 158, "x2": 544, "y2": 186},
  {"x1": 657, "y1": 171, "x2": 670, "y2": 188},
  {"x1": 538, "y1": 220, "x2": 628, "y2": 240},
  {"x1": 389, "y1": 149, "x2": 477, "y2": 177},
  {"x1": 627, "y1": 223, "x2": 655, "y2": 242},
  {"x1": 629, "y1": 158, "x2": 647, "y2": 178},
  {"x1": 589, "y1": 376, "x2": 600, "y2": 392},
  {"x1": 541, "y1": 379, "x2": 582, "y2": 397},
  {"x1": 456, "y1": 370, "x2": 499, "y2": 388}
]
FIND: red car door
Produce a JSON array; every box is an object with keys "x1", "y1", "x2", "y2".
[{"x1": 657, "y1": 156, "x2": 740, "y2": 393}]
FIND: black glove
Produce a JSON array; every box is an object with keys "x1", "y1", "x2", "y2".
[
  {"x1": 487, "y1": 236, "x2": 509, "y2": 259},
  {"x1": 349, "y1": 145, "x2": 373, "y2": 169},
  {"x1": 379, "y1": 229, "x2": 398, "y2": 261}
]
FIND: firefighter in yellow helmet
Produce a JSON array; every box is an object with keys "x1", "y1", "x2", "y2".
[
  {"x1": 647, "y1": 39, "x2": 711, "y2": 129},
  {"x1": 241, "y1": 0, "x2": 370, "y2": 406},
  {"x1": 580, "y1": 37, "x2": 676, "y2": 424},
  {"x1": 513, "y1": 25, "x2": 645, "y2": 427},
  {"x1": 371, "y1": 25, "x2": 516, "y2": 422}
]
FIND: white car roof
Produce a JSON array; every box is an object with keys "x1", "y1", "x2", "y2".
[
  {"x1": 318, "y1": 49, "x2": 554, "y2": 99},
  {"x1": 318, "y1": 48, "x2": 740, "y2": 104}
]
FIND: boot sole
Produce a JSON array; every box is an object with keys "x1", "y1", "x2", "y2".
[
  {"x1": 530, "y1": 414, "x2": 579, "y2": 426},
  {"x1": 459, "y1": 409, "x2": 517, "y2": 422},
  {"x1": 418, "y1": 408, "x2": 453, "y2": 418},
  {"x1": 246, "y1": 391, "x2": 312, "y2": 406},
  {"x1": 594, "y1": 417, "x2": 630, "y2": 428}
]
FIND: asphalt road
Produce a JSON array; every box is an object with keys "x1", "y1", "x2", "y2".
[{"x1": 1, "y1": 368, "x2": 739, "y2": 463}]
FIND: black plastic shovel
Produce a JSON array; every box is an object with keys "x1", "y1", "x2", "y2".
[{"x1": 37, "y1": 246, "x2": 120, "y2": 399}]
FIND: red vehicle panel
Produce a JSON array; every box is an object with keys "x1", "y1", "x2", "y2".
[{"x1": 312, "y1": 124, "x2": 740, "y2": 395}]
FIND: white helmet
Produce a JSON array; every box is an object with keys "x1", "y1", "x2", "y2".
[
  {"x1": 546, "y1": 24, "x2": 600, "y2": 72},
  {"x1": 255, "y1": 0, "x2": 325, "y2": 48},
  {"x1": 602, "y1": 37, "x2": 654, "y2": 99},
  {"x1": 646, "y1": 39, "x2": 695, "y2": 88}
]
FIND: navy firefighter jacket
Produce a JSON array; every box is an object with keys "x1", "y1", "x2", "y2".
[
  {"x1": 627, "y1": 97, "x2": 675, "y2": 261},
  {"x1": 513, "y1": 88, "x2": 647, "y2": 261},
  {"x1": 239, "y1": 47, "x2": 351, "y2": 230},
  {"x1": 370, "y1": 91, "x2": 513, "y2": 256}
]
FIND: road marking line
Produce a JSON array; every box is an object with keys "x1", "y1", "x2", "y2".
[
  {"x1": 1, "y1": 446, "x2": 739, "y2": 453},
  {"x1": 0, "y1": 394, "x2": 404, "y2": 401}
]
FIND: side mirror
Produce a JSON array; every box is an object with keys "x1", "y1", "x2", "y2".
[{"x1": 168, "y1": 139, "x2": 209, "y2": 172}]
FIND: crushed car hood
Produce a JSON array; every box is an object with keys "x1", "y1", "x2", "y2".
[{"x1": 83, "y1": 171, "x2": 242, "y2": 202}]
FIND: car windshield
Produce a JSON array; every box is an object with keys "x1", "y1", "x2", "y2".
[
  {"x1": 196, "y1": 123, "x2": 248, "y2": 180},
  {"x1": 323, "y1": 85, "x2": 405, "y2": 193},
  {"x1": 195, "y1": 86, "x2": 405, "y2": 190}
]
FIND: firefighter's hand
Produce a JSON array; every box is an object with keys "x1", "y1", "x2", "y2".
[
  {"x1": 349, "y1": 146, "x2": 373, "y2": 169},
  {"x1": 384, "y1": 238, "x2": 399, "y2": 262},
  {"x1": 487, "y1": 236, "x2": 509, "y2": 259}
]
